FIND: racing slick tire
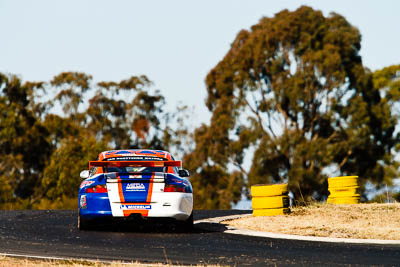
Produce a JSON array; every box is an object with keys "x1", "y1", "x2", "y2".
[
  {"x1": 184, "y1": 212, "x2": 194, "y2": 229},
  {"x1": 176, "y1": 212, "x2": 193, "y2": 232},
  {"x1": 77, "y1": 213, "x2": 92, "y2": 231}
]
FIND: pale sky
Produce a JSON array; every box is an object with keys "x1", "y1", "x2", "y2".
[{"x1": 1, "y1": 0, "x2": 399, "y2": 125}]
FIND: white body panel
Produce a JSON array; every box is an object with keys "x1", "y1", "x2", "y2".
[
  {"x1": 106, "y1": 174, "x2": 193, "y2": 221},
  {"x1": 148, "y1": 192, "x2": 193, "y2": 220}
]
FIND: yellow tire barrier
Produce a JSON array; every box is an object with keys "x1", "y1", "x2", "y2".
[
  {"x1": 327, "y1": 195, "x2": 360, "y2": 204},
  {"x1": 251, "y1": 184, "x2": 290, "y2": 216},
  {"x1": 251, "y1": 183, "x2": 288, "y2": 197},
  {"x1": 329, "y1": 186, "x2": 359, "y2": 197},
  {"x1": 253, "y1": 208, "x2": 290, "y2": 217},
  {"x1": 252, "y1": 196, "x2": 290, "y2": 209},
  {"x1": 327, "y1": 176, "x2": 360, "y2": 204},
  {"x1": 328, "y1": 176, "x2": 358, "y2": 188}
]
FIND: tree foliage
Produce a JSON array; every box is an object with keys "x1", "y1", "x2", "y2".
[
  {"x1": 41, "y1": 134, "x2": 108, "y2": 200},
  {"x1": 186, "y1": 6, "x2": 400, "y2": 208},
  {"x1": 0, "y1": 71, "x2": 189, "y2": 209},
  {"x1": 0, "y1": 74, "x2": 52, "y2": 204}
]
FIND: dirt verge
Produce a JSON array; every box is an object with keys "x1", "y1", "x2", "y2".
[{"x1": 225, "y1": 203, "x2": 400, "y2": 240}]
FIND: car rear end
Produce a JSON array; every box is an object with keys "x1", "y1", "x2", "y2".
[
  {"x1": 78, "y1": 158, "x2": 193, "y2": 229},
  {"x1": 106, "y1": 171, "x2": 193, "y2": 220}
]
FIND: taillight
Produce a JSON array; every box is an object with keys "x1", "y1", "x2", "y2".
[
  {"x1": 164, "y1": 184, "x2": 191, "y2": 193},
  {"x1": 85, "y1": 184, "x2": 107, "y2": 193}
]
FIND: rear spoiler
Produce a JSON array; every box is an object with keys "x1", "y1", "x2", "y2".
[{"x1": 89, "y1": 160, "x2": 181, "y2": 168}]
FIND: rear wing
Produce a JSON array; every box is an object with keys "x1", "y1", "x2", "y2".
[{"x1": 89, "y1": 160, "x2": 181, "y2": 168}]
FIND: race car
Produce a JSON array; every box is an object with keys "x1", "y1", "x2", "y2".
[{"x1": 78, "y1": 149, "x2": 193, "y2": 230}]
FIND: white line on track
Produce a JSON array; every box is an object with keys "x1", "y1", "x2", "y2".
[{"x1": 195, "y1": 214, "x2": 400, "y2": 245}]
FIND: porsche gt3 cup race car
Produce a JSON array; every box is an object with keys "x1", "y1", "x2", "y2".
[{"x1": 78, "y1": 149, "x2": 193, "y2": 230}]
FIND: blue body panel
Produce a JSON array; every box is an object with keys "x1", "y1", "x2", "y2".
[
  {"x1": 78, "y1": 174, "x2": 112, "y2": 218},
  {"x1": 165, "y1": 173, "x2": 193, "y2": 192},
  {"x1": 118, "y1": 173, "x2": 154, "y2": 203},
  {"x1": 79, "y1": 193, "x2": 112, "y2": 218}
]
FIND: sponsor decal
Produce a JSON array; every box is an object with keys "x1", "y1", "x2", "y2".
[
  {"x1": 80, "y1": 180, "x2": 95, "y2": 189},
  {"x1": 80, "y1": 195, "x2": 87, "y2": 209},
  {"x1": 144, "y1": 157, "x2": 164, "y2": 161},
  {"x1": 128, "y1": 174, "x2": 142, "y2": 179},
  {"x1": 105, "y1": 156, "x2": 165, "y2": 161},
  {"x1": 120, "y1": 204, "x2": 151, "y2": 210},
  {"x1": 126, "y1": 183, "x2": 146, "y2": 191}
]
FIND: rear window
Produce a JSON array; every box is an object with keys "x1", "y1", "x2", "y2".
[
  {"x1": 106, "y1": 166, "x2": 164, "y2": 173},
  {"x1": 104, "y1": 156, "x2": 167, "y2": 173}
]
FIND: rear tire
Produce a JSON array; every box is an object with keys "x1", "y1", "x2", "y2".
[
  {"x1": 77, "y1": 213, "x2": 91, "y2": 230},
  {"x1": 180, "y1": 212, "x2": 193, "y2": 232}
]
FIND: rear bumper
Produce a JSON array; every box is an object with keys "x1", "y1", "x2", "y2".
[
  {"x1": 145, "y1": 192, "x2": 193, "y2": 220},
  {"x1": 79, "y1": 192, "x2": 193, "y2": 221}
]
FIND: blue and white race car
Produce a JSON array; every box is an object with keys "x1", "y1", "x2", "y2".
[{"x1": 78, "y1": 149, "x2": 193, "y2": 230}]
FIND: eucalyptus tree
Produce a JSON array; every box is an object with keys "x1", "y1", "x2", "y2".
[{"x1": 185, "y1": 6, "x2": 399, "y2": 207}]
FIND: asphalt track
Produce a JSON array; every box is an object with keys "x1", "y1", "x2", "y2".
[{"x1": 0, "y1": 210, "x2": 400, "y2": 266}]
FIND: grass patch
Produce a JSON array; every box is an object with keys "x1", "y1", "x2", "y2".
[
  {"x1": 0, "y1": 257, "x2": 111, "y2": 267},
  {"x1": 0, "y1": 256, "x2": 146, "y2": 267},
  {"x1": 225, "y1": 203, "x2": 400, "y2": 240},
  {"x1": 0, "y1": 256, "x2": 224, "y2": 267}
]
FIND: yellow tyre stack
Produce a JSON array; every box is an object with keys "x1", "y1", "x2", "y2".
[
  {"x1": 327, "y1": 176, "x2": 360, "y2": 204},
  {"x1": 251, "y1": 184, "x2": 290, "y2": 216}
]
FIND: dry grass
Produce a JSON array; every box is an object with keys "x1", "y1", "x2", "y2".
[
  {"x1": 0, "y1": 256, "x2": 223, "y2": 267},
  {"x1": 225, "y1": 203, "x2": 400, "y2": 240},
  {"x1": 0, "y1": 256, "x2": 142, "y2": 267}
]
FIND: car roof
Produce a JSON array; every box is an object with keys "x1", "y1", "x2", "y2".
[{"x1": 98, "y1": 149, "x2": 172, "y2": 161}]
